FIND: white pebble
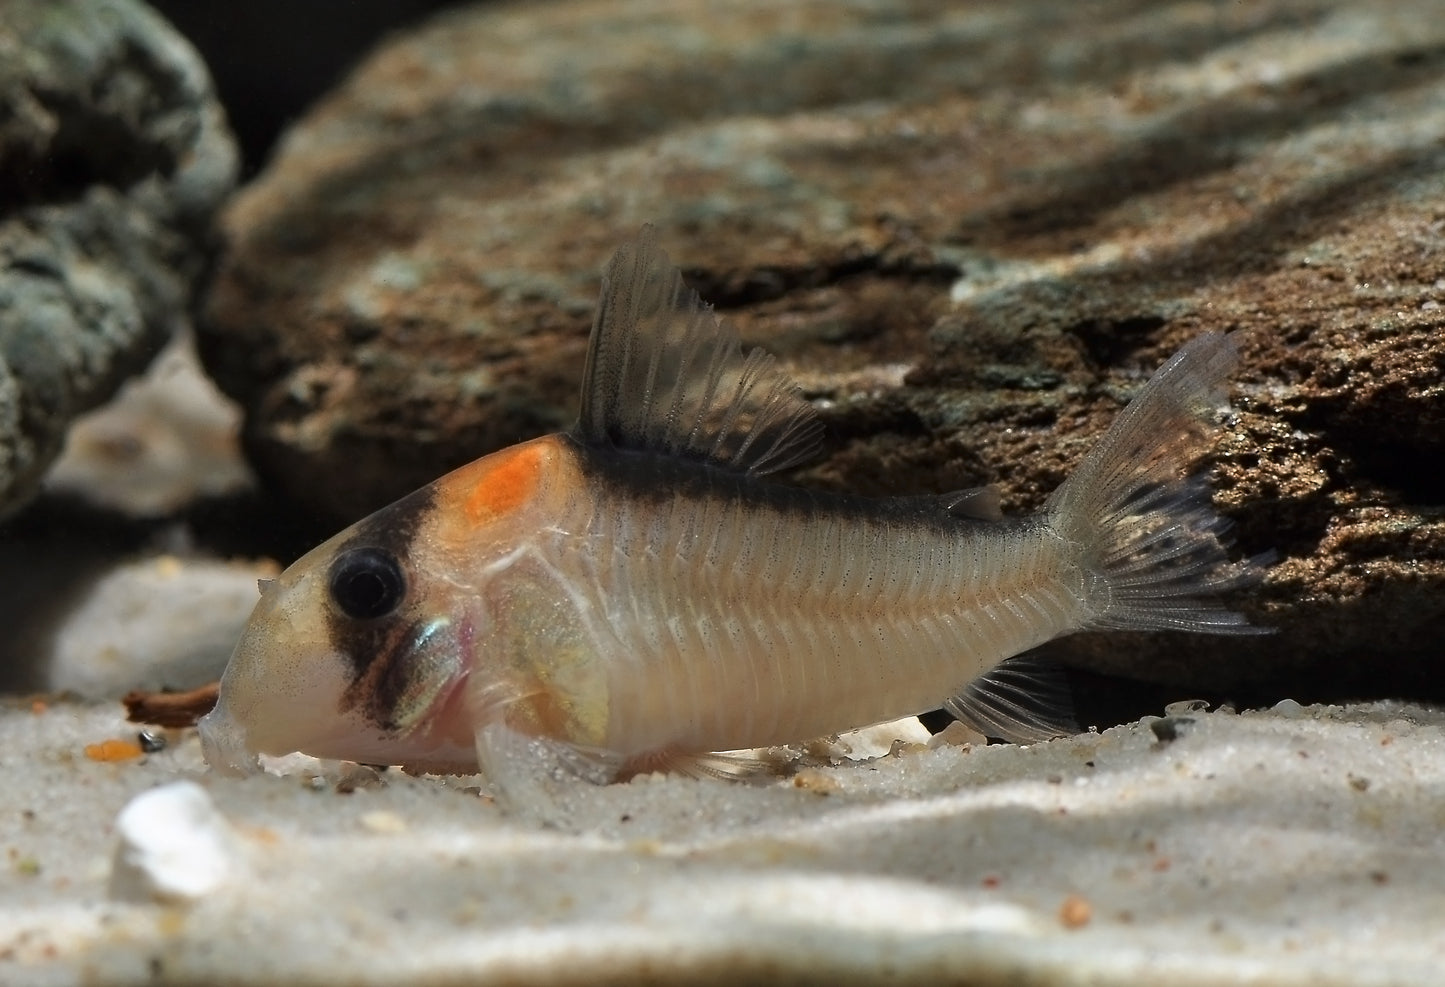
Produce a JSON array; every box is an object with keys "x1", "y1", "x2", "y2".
[
  {"x1": 109, "y1": 781, "x2": 239, "y2": 905},
  {"x1": 360, "y1": 810, "x2": 408, "y2": 834},
  {"x1": 1271, "y1": 698, "x2": 1305, "y2": 718},
  {"x1": 927, "y1": 720, "x2": 985, "y2": 749}
]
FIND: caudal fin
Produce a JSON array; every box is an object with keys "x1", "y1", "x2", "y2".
[{"x1": 1046, "y1": 333, "x2": 1268, "y2": 634}]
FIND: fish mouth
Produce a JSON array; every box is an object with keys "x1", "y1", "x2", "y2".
[
  {"x1": 197, "y1": 692, "x2": 412, "y2": 774},
  {"x1": 198, "y1": 703, "x2": 262, "y2": 776},
  {"x1": 198, "y1": 667, "x2": 480, "y2": 775}
]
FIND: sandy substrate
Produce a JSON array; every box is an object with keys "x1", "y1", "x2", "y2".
[{"x1": 3, "y1": 698, "x2": 1441, "y2": 986}]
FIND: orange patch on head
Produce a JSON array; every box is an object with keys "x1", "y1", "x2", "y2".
[{"x1": 461, "y1": 442, "x2": 547, "y2": 524}]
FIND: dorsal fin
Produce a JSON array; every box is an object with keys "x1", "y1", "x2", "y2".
[{"x1": 572, "y1": 226, "x2": 824, "y2": 476}]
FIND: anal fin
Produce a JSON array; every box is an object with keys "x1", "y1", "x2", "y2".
[{"x1": 942, "y1": 650, "x2": 1078, "y2": 744}]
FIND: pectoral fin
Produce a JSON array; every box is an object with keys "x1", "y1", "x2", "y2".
[
  {"x1": 619, "y1": 747, "x2": 776, "y2": 782},
  {"x1": 474, "y1": 720, "x2": 623, "y2": 823}
]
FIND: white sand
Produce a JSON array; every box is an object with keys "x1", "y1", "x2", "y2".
[{"x1": 4, "y1": 698, "x2": 1442, "y2": 986}]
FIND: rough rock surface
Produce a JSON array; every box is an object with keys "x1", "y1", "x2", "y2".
[
  {"x1": 200, "y1": 0, "x2": 1445, "y2": 702},
  {"x1": 0, "y1": 0, "x2": 238, "y2": 517}
]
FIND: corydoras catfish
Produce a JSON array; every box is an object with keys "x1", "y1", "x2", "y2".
[{"x1": 199, "y1": 227, "x2": 1265, "y2": 805}]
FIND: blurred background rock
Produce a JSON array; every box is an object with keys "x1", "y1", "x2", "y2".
[
  {"x1": 146, "y1": 1, "x2": 466, "y2": 176},
  {"x1": 0, "y1": 0, "x2": 239, "y2": 519}
]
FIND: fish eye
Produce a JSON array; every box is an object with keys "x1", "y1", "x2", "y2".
[{"x1": 328, "y1": 547, "x2": 406, "y2": 620}]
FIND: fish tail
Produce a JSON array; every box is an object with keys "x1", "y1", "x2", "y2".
[{"x1": 1046, "y1": 333, "x2": 1269, "y2": 634}]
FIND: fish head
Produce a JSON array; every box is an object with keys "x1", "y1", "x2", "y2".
[
  {"x1": 198, "y1": 436, "x2": 574, "y2": 776},
  {"x1": 198, "y1": 487, "x2": 480, "y2": 775}
]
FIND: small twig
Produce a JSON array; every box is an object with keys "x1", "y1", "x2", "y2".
[{"x1": 123, "y1": 682, "x2": 220, "y2": 728}]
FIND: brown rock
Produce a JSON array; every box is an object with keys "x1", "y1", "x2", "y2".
[{"x1": 200, "y1": 0, "x2": 1445, "y2": 702}]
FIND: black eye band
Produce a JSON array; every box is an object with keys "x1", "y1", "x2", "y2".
[{"x1": 328, "y1": 547, "x2": 406, "y2": 620}]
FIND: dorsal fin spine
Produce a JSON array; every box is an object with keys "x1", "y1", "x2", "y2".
[{"x1": 572, "y1": 226, "x2": 824, "y2": 476}]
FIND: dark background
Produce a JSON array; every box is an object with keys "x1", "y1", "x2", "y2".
[{"x1": 150, "y1": 1, "x2": 470, "y2": 175}]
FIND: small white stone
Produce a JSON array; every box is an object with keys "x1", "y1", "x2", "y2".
[
  {"x1": 835, "y1": 717, "x2": 934, "y2": 759},
  {"x1": 1272, "y1": 698, "x2": 1305, "y2": 718},
  {"x1": 109, "y1": 781, "x2": 239, "y2": 905},
  {"x1": 927, "y1": 720, "x2": 986, "y2": 749},
  {"x1": 359, "y1": 810, "x2": 408, "y2": 834}
]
